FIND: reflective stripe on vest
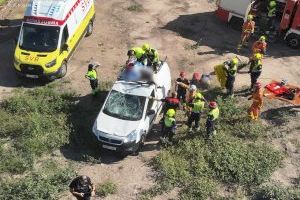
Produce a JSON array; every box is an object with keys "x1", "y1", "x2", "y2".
[
  {"x1": 164, "y1": 116, "x2": 175, "y2": 127},
  {"x1": 208, "y1": 107, "x2": 220, "y2": 121}
]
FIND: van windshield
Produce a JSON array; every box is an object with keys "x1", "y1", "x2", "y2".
[
  {"x1": 103, "y1": 90, "x2": 146, "y2": 121},
  {"x1": 19, "y1": 23, "x2": 60, "y2": 52}
]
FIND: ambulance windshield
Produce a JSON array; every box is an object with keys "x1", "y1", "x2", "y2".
[{"x1": 19, "y1": 23, "x2": 60, "y2": 52}]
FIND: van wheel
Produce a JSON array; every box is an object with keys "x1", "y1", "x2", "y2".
[
  {"x1": 57, "y1": 61, "x2": 67, "y2": 78},
  {"x1": 85, "y1": 21, "x2": 93, "y2": 37},
  {"x1": 286, "y1": 34, "x2": 300, "y2": 49}
]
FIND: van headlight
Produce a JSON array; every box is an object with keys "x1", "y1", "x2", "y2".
[
  {"x1": 45, "y1": 59, "x2": 57, "y2": 68},
  {"x1": 124, "y1": 131, "x2": 138, "y2": 143}
]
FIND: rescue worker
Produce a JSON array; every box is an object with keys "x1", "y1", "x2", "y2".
[
  {"x1": 206, "y1": 101, "x2": 220, "y2": 139},
  {"x1": 190, "y1": 72, "x2": 201, "y2": 89},
  {"x1": 129, "y1": 47, "x2": 145, "y2": 63},
  {"x1": 187, "y1": 93, "x2": 205, "y2": 132},
  {"x1": 142, "y1": 43, "x2": 160, "y2": 70},
  {"x1": 252, "y1": 36, "x2": 267, "y2": 55},
  {"x1": 237, "y1": 15, "x2": 255, "y2": 51},
  {"x1": 176, "y1": 71, "x2": 190, "y2": 102},
  {"x1": 85, "y1": 63, "x2": 99, "y2": 96},
  {"x1": 224, "y1": 58, "x2": 238, "y2": 96},
  {"x1": 248, "y1": 82, "x2": 263, "y2": 121},
  {"x1": 267, "y1": 0, "x2": 277, "y2": 29},
  {"x1": 162, "y1": 109, "x2": 177, "y2": 144},
  {"x1": 249, "y1": 53, "x2": 263, "y2": 90},
  {"x1": 69, "y1": 175, "x2": 95, "y2": 200},
  {"x1": 148, "y1": 92, "x2": 180, "y2": 116}
]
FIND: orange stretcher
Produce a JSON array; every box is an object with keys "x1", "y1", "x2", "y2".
[{"x1": 263, "y1": 81, "x2": 300, "y2": 106}]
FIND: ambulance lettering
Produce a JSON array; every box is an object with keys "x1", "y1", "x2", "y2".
[{"x1": 25, "y1": 55, "x2": 39, "y2": 62}]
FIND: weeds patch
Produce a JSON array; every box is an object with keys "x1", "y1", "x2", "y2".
[
  {"x1": 0, "y1": 162, "x2": 76, "y2": 200},
  {"x1": 142, "y1": 97, "x2": 283, "y2": 199},
  {"x1": 96, "y1": 181, "x2": 117, "y2": 197},
  {"x1": 127, "y1": 3, "x2": 143, "y2": 12},
  {"x1": 0, "y1": 84, "x2": 76, "y2": 174}
]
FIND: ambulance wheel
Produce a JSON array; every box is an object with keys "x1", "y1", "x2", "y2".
[
  {"x1": 286, "y1": 34, "x2": 300, "y2": 49},
  {"x1": 85, "y1": 21, "x2": 93, "y2": 37},
  {"x1": 57, "y1": 61, "x2": 67, "y2": 78}
]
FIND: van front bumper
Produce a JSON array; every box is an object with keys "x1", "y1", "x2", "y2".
[
  {"x1": 14, "y1": 64, "x2": 60, "y2": 79},
  {"x1": 95, "y1": 135, "x2": 140, "y2": 154}
]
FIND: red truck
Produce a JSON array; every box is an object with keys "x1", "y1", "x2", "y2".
[{"x1": 216, "y1": 0, "x2": 300, "y2": 48}]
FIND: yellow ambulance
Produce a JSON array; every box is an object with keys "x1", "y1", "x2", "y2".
[{"x1": 14, "y1": 0, "x2": 95, "y2": 80}]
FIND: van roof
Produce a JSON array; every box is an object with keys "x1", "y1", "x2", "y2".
[
  {"x1": 112, "y1": 81, "x2": 156, "y2": 97},
  {"x1": 24, "y1": 0, "x2": 78, "y2": 26}
]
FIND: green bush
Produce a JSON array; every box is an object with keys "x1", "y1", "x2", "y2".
[
  {"x1": 0, "y1": 164, "x2": 76, "y2": 200},
  {"x1": 251, "y1": 184, "x2": 300, "y2": 200},
  {"x1": 147, "y1": 97, "x2": 283, "y2": 199},
  {"x1": 96, "y1": 181, "x2": 118, "y2": 197},
  {"x1": 127, "y1": 4, "x2": 143, "y2": 12},
  {"x1": 0, "y1": 85, "x2": 76, "y2": 173}
]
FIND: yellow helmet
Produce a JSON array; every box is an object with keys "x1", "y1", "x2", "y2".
[
  {"x1": 166, "y1": 109, "x2": 176, "y2": 117},
  {"x1": 247, "y1": 14, "x2": 253, "y2": 21},
  {"x1": 269, "y1": 1, "x2": 276, "y2": 7},
  {"x1": 231, "y1": 58, "x2": 239, "y2": 65},
  {"x1": 142, "y1": 43, "x2": 150, "y2": 51},
  {"x1": 254, "y1": 53, "x2": 263, "y2": 60},
  {"x1": 259, "y1": 35, "x2": 266, "y2": 41}
]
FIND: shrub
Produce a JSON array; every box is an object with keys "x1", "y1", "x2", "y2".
[
  {"x1": 0, "y1": 85, "x2": 76, "y2": 173},
  {"x1": 96, "y1": 181, "x2": 118, "y2": 197},
  {"x1": 127, "y1": 4, "x2": 143, "y2": 12},
  {"x1": 147, "y1": 96, "x2": 283, "y2": 199},
  {"x1": 251, "y1": 184, "x2": 300, "y2": 200},
  {"x1": 0, "y1": 164, "x2": 76, "y2": 200}
]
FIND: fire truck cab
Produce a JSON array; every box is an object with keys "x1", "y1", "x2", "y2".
[{"x1": 216, "y1": 0, "x2": 300, "y2": 48}]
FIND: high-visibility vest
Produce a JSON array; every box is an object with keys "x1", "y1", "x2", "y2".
[
  {"x1": 86, "y1": 69, "x2": 97, "y2": 80},
  {"x1": 208, "y1": 107, "x2": 220, "y2": 121},
  {"x1": 192, "y1": 99, "x2": 205, "y2": 113},
  {"x1": 268, "y1": 2, "x2": 276, "y2": 17},
  {"x1": 131, "y1": 47, "x2": 145, "y2": 59},
  {"x1": 227, "y1": 64, "x2": 237, "y2": 77},
  {"x1": 164, "y1": 116, "x2": 175, "y2": 128},
  {"x1": 146, "y1": 48, "x2": 159, "y2": 63},
  {"x1": 251, "y1": 60, "x2": 262, "y2": 72}
]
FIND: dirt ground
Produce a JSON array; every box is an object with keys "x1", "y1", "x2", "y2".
[{"x1": 1, "y1": 0, "x2": 300, "y2": 199}]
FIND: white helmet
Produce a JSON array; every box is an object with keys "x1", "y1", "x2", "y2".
[{"x1": 189, "y1": 85, "x2": 197, "y2": 91}]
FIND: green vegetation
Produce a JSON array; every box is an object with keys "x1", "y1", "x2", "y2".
[
  {"x1": 140, "y1": 97, "x2": 284, "y2": 199},
  {"x1": 0, "y1": 0, "x2": 8, "y2": 6},
  {"x1": 0, "y1": 84, "x2": 76, "y2": 173},
  {"x1": 0, "y1": 161, "x2": 76, "y2": 200},
  {"x1": 0, "y1": 84, "x2": 77, "y2": 199},
  {"x1": 96, "y1": 181, "x2": 118, "y2": 197},
  {"x1": 251, "y1": 183, "x2": 300, "y2": 200},
  {"x1": 127, "y1": 3, "x2": 143, "y2": 12}
]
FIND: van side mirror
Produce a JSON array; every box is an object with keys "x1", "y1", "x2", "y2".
[
  {"x1": 147, "y1": 109, "x2": 155, "y2": 115},
  {"x1": 62, "y1": 43, "x2": 69, "y2": 51}
]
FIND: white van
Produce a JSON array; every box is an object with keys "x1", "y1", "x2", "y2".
[
  {"x1": 14, "y1": 0, "x2": 95, "y2": 80},
  {"x1": 92, "y1": 62, "x2": 171, "y2": 155}
]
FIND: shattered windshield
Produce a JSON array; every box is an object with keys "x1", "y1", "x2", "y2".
[
  {"x1": 103, "y1": 90, "x2": 146, "y2": 121},
  {"x1": 19, "y1": 23, "x2": 60, "y2": 52}
]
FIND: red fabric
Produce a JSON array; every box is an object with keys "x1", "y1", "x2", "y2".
[
  {"x1": 166, "y1": 97, "x2": 180, "y2": 105},
  {"x1": 265, "y1": 83, "x2": 288, "y2": 95},
  {"x1": 242, "y1": 21, "x2": 255, "y2": 33}
]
